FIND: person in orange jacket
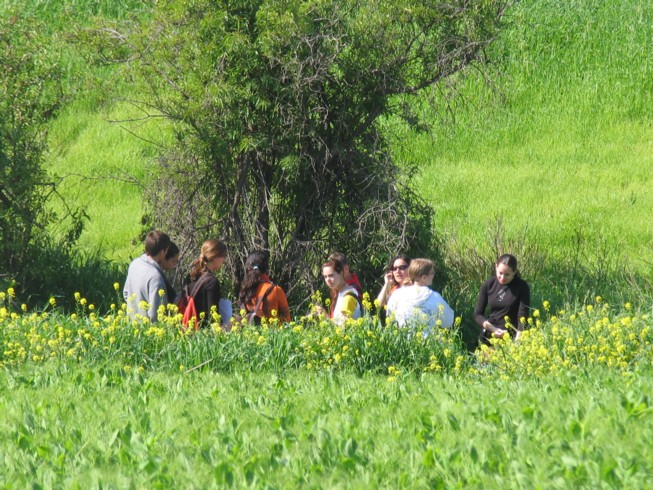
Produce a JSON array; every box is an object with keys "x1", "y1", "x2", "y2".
[{"x1": 238, "y1": 251, "x2": 291, "y2": 324}]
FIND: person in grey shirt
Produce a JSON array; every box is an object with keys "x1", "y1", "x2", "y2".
[{"x1": 123, "y1": 230, "x2": 171, "y2": 322}]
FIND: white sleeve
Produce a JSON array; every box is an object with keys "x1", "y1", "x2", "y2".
[{"x1": 433, "y1": 293, "x2": 455, "y2": 328}]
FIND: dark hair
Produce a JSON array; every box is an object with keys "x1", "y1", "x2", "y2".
[
  {"x1": 239, "y1": 250, "x2": 270, "y2": 306},
  {"x1": 386, "y1": 254, "x2": 411, "y2": 271},
  {"x1": 322, "y1": 258, "x2": 345, "y2": 308},
  {"x1": 497, "y1": 254, "x2": 520, "y2": 277},
  {"x1": 322, "y1": 258, "x2": 344, "y2": 275},
  {"x1": 165, "y1": 241, "x2": 179, "y2": 260},
  {"x1": 328, "y1": 252, "x2": 349, "y2": 267},
  {"x1": 386, "y1": 254, "x2": 411, "y2": 287},
  {"x1": 190, "y1": 239, "x2": 227, "y2": 281},
  {"x1": 144, "y1": 230, "x2": 171, "y2": 257}
]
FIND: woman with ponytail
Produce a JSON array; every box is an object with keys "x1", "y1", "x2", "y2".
[
  {"x1": 183, "y1": 239, "x2": 232, "y2": 329},
  {"x1": 239, "y1": 251, "x2": 290, "y2": 324}
]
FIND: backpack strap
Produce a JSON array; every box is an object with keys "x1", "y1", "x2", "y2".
[
  {"x1": 250, "y1": 282, "x2": 275, "y2": 318},
  {"x1": 344, "y1": 290, "x2": 363, "y2": 313},
  {"x1": 186, "y1": 273, "x2": 213, "y2": 300}
]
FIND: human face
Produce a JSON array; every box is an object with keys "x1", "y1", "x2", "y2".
[
  {"x1": 422, "y1": 270, "x2": 435, "y2": 287},
  {"x1": 160, "y1": 254, "x2": 179, "y2": 272},
  {"x1": 322, "y1": 266, "x2": 345, "y2": 291},
  {"x1": 206, "y1": 255, "x2": 226, "y2": 272},
  {"x1": 392, "y1": 259, "x2": 409, "y2": 284},
  {"x1": 495, "y1": 263, "x2": 516, "y2": 285}
]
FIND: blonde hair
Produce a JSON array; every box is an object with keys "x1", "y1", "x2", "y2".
[
  {"x1": 190, "y1": 239, "x2": 227, "y2": 280},
  {"x1": 408, "y1": 258, "x2": 434, "y2": 281}
]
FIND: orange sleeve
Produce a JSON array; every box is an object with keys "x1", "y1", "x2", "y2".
[{"x1": 268, "y1": 285, "x2": 291, "y2": 322}]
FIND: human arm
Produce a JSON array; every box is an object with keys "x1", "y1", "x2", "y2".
[
  {"x1": 516, "y1": 280, "x2": 531, "y2": 332},
  {"x1": 147, "y1": 275, "x2": 168, "y2": 322},
  {"x1": 474, "y1": 280, "x2": 506, "y2": 337},
  {"x1": 375, "y1": 271, "x2": 395, "y2": 307},
  {"x1": 432, "y1": 293, "x2": 454, "y2": 329},
  {"x1": 204, "y1": 276, "x2": 221, "y2": 324},
  {"x1": 218, "y1": 298, "x2": 233, "y2": 328},
  {"x1": 270, "y1": 286, "x2": 291, "y2": 322},
  {"x1": 336, "y1": 294, "x2": 360, "y2": 322}
]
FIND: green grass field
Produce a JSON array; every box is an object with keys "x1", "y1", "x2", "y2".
[
  {"x1": 1, "y1": 289, "x2": 652, "y2": 486},
  {"x1": 3, "y1": 1, "x2": 653, "y2": 487},
  {"x1": 389, "y1": 0, "x2": 653, "y2": 270},
  {"x1": 48, "y1": 97, "x2": 169, "y2": 261},
  {"x1": 2, "y1": 365, "x2": 652, "y2": 488}
]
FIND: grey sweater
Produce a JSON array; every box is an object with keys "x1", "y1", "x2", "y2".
[{"x1": 123, "y1": 254, "x2": 168, "y2": 322}]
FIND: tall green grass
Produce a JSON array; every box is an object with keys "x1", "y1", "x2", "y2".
[
  {"x1": 382, "y1": 0, "x2": 653, "y2": 323},
  {"x1": 1, "y1": 365, "x2": 651, "y2": 487},
  {"x1": 391, "y1": 0, "x2": 653, "y2": 268},
  {"x1": 1, "y1": 0, "x2": 160, "y2": 261},
  {"x1": 48, "y1": 97, "x2": 170, "y2": 261}
]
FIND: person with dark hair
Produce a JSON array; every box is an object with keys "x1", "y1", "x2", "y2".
[
  {"x1": 474, "y1": 254, "x2": 531, "y2": 344},
  {"x1": 239, "y1": 251, "x2": 290, "y2": 324},
  {"x1": 321, "y1": 258, "x2": 361, "y2": 324},
  {"x1": 386, "y1": 258, "x2": 454, "y2": 335},
  {"x1": 328, "y1": 252, "x2": 363, "y2": 298},
  {"x1": 183, "y1": 239, "x2": 231, "y2": 329},
  {"x1": 160, "y1": 242, "x2": 180, "y2": 304},
  {"x1": 376, "y1": 255, "x2": 411, "y2": 308},
  {"x1": 123, "y1": 230, "x2": 171, "y2": 322}
]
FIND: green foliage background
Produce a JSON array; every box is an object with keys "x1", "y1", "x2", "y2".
[
  {"x1": 1, "y1": 2, "x2": 653, "y2": 487},
  {"x1": 3, "y1": 0, "x2": 644, "y2": 309}
]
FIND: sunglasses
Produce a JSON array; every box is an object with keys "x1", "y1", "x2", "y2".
[{"x1": 392, "y1": 264, "x2": 409, "y2": 272}]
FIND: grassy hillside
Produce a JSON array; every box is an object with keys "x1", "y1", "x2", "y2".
[
  {"x1": 18, "y1": 0, "x2": 653, "y2": 298},
  {"x1": 0, "y1": 0, "x2": 156, "y2": 262},
  {"x1": 392, "y1": 0, "x2": 653, "y2": 269}
]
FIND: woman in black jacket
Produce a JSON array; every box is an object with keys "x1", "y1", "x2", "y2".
[
  {"x1": 474, "y1": 254, "x2": 531, "y2": 345},
  {"x1": 184, "y1": 239, "x2": 231, "y2": 329}
]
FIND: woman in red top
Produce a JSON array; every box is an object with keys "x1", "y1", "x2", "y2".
[{"x1": 238, "y1": 251, "x2": 291, "y2": 323}]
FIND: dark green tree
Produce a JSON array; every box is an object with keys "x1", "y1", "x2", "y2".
[{"x1": 103, "y1": 0, "x2": 511, "y2": 298}]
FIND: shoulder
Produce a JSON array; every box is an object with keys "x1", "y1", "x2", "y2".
[
  {"x1": 256, "y1": 281, "x2": 277, "y2": 295},
  {"x1": 203, "y1": 273, "x2": 220, "y2": 286},
  {"x1": 427, "y1": 289, "x2": 444, "y2": 301},
  {"x1": 512, "y1": 276, "x2": 530, "y2": 291},
  {"x1": 340, "y1": 293, "x2": 358, "y2": 310},
  {"x1": 479, "y1": 277, "x2": 497, "y2": 292},
  {"x1": 483, "y1": 276, "x2": 496, "y2": 287},
  {"x1": 270, "y1": 283, "x2": 287, "y2": 296},
  {"x1": 191, "y1": 272, "x2": 219, "y2": 290}
]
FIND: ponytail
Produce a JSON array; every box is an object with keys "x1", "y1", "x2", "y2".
[
  {"x1": 239, "y1": 251, "x2": 269, "y2": 306},
  {"x1": 189, "y1": 239, "x2": 227, "y2": 281}
]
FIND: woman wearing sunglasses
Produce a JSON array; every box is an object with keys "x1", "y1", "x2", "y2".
[{"x1": 376, "y1": 255, "x2": 412, "y2": 309}]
